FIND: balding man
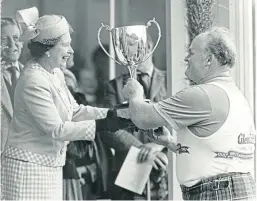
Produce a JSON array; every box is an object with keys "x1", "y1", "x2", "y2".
[{"x1": 122, "y1": 27, "x2": 256, "y2": 200}]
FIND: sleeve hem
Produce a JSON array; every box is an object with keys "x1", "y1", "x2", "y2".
[{"x1": 153, "y1": 103, "x2": 180, "y2": 131}]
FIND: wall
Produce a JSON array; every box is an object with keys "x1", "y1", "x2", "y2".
[
  {"x1": 2, "y1": 0, "x2": 40, "y2": 17},
  {"x1": 166, "y1": 0, "x2": 187, "y2": 199},
  {"x1": 116, "y1": 0, "x2": 167, "y2": 71},
  {"x1": 212, "y1": 0, "x2": 230, "y2": 28},
  {"x1": 2, "y1": 0, "x2": 167, "y2": 78}
]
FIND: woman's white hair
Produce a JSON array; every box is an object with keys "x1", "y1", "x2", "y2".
[{"x1": 204, "y1": 27, "x2": 236, "y2": 67}]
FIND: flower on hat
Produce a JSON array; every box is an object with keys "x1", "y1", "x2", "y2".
[{"x1": 16, "y1": 7, "x2": 73, "y2": 45}]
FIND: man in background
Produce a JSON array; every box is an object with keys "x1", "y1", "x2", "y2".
[
  {"x1": 103, "y1": 35, "x2": 169, "y2": 200},
  {"x1": 1, "y1": 18, "x2": 23, "y2": 153}
]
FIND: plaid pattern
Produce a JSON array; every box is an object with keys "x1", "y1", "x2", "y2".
[
  {"x1": 82, "y1": 120, "x2": 96, "y2": 141},
  {"x1": 3, "y1": 145, "x2": 66, "y2": 167},
  {"x1": 180, "y1": 172, "x2": 256, "y2": 200},
  {"x1": 1, "y1": 156, "x2": 63, "y2": 200},
  {"x1": 79, "y1": 107, "x2": 108, "y2": 141},
  {"x1": 95, "y1": 108, "x2": 109, "y2": 119}
]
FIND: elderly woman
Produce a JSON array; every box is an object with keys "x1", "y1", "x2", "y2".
[{"x1": 1, "y1": 7, "x2": 132, "y2": 200}]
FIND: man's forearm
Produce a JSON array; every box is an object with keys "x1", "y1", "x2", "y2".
[
  {"x1": 100, "y1": 129, "x2": 143, "y2": 151},
  {"x1": 129, "y1": 97, "x2": 149, "y2": 129},
  {"x1": 129, "y1": 97, "x2": 167, "y2": 129}
]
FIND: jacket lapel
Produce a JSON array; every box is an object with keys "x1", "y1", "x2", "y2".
[
  {"x1": 118, "y1": 74, "x2": 130, "y2": 103},
  {"x1": 1, "y1": 62, "x2": 24, "y2": 117},
  {"x1": 150, "y1": 68, "x2": 163, "y2": 100},
  {"x1": 52, "y1": 82, "x2": 72, "y2": 114}
]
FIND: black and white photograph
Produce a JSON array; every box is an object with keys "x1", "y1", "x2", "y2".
[{"x1": 0, "y1": 0, "x2": 256, "y2": 200}]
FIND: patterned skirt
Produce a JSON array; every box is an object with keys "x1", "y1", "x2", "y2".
[{"x1": 1, "y1": 156, "x2": 63, "y2": 200}]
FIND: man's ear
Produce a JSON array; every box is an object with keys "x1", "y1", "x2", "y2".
[{"x1": 206, "y1": 54, "x2": 213, "y2": 66}]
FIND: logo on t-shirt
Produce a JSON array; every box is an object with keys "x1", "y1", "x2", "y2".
[
  {"x1": 176, "y1": 143, "x2": 190, "y2": 154},
  {"x1": 214, "y1": 151, "x2": 253, "y2": 160},
  {"x1": 238, "y1": 133, "x2": 255, "y2": 144}
]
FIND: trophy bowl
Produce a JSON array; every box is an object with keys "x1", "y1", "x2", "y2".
[
  {"x1": 98, "y1": 18, "x2": 161, "y2": 134},
  {"x1": 97, "y1": 18, "x2": 161, "y2": 79}
]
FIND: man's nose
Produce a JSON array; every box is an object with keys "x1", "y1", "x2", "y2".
[
  {"x1": 7, "y1": 37, "x2": 16, "y2": 48},
  {"x1": 184, "y1": 54, "x2": 189, "y2": 62}
]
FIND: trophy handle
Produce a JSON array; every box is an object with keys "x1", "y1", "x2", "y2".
[
  {"x1": 97, "y1": 23, "x2": 122, "y2": 65},
  {"x1": 139, "y1": 18, "x2": 161, "y2": 65}
]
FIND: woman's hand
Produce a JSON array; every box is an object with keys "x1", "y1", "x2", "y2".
[
  {"x1": 122, "y1": 78, "x2": 144, "y2": 100},
  {"x1": 96, "y1": 111, "x2": 136, "y2": 133}
]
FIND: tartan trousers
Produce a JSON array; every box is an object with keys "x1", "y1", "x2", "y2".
[{"x1": 180, "y1": 172, "x2": 256, "y2": 200}]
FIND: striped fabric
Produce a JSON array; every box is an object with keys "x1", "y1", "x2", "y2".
[
  {"x1": 180, "y1": 172, "x2": 256, "y2": 200},
  {"x1": 1, "y1": 156, "x2": 63, "y2": 200}
]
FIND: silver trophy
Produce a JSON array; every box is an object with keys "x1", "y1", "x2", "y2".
[
  {"x1": 97, "y1": 18, "x2": 161, "y2": 79},
  {"x1": 98, "y1": 19, "x2": 162, "y2": 139},
  {"x1": 98, "y1": 18, "x2": 161, "y2": 108}
]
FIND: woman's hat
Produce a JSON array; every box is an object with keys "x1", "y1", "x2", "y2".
[{"x1": 16, "y1": 7, "x2": 73, "y2": 45}]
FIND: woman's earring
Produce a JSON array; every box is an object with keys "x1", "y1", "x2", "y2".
[{"x1": 46, "y1": 51, "x2": 50, "y2": 58}]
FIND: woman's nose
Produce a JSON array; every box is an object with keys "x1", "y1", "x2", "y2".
[{"x1": 69, "y1": 45, "x2": 74, "y2": 54}]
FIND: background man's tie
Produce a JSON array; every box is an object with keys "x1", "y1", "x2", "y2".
[
  {"x1": 8, "y1": 66, "x2": 20, "y2": 105},
  {"x1": 138, "y1": 73, "x2": 151, "y2": 99}
]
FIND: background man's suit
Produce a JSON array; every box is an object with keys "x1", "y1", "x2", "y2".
[
  {"x1": 102, "y1": 67, "x2": 168, "y2": 200},
  {"x1": 1, "y1": 62, "x2": 23, "y2": 153}
]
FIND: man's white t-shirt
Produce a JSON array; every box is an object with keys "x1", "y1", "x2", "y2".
[{"x1": 154, "y1": 76, "x2": 256, "y2": 186}]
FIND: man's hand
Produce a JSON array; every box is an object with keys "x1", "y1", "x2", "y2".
[
  {"x1": 148, "y1": 127, "x2": 172, "y2": 147},
  {"x1": 148, "y1": 127, "x2": 178, "y2": 152},
  {"x1": 137, "y1": 142, "x2": 164, "y2": 163},
  {"x1": 137, "y1": 143, "x2": 153, "y2": 163},
  {"x1": 76, "y1": 166, "x2": 87, "y2": 185},
  {"x1": 122, "y1": 78, "x2": 144, "y2": 100},
  {"x1": 152, "y1": 151, "x2": 168, "y2": 170}
]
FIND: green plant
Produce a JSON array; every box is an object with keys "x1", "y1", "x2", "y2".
[{"x1": 186, "y1": 0, "x2": 214, "y2": 43}]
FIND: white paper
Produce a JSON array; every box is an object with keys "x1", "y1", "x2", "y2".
[{"x1": 114, "y1": 146, "x2": 153, "y2": 195}]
